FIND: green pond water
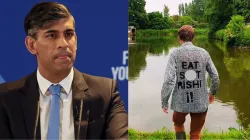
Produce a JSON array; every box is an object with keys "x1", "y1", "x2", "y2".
[{"x1": 128, "y1": 36, "x2": 250, "y2": 132}]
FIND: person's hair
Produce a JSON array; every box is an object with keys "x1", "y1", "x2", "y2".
[
  {"x1": 24, "y1": 2, "x2": 75, "y2": 39},
  {"x1": 178, "y1": 25, "x2": 195, "y2": 42}
]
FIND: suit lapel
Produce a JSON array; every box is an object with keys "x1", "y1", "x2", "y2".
[
  {"x1": 19, "y1": 68, "x2": 90, "y2": 139},
  {"x1": 72, "y1": 68, "x2": 91, "y2": 139},
  {"x1": 20, "y1": 71, "x2": 41, "y2": 139}
]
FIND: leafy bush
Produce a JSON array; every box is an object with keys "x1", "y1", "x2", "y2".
[
  {"x1": 239, "y1": 28, "x2": 250, "y2": 46},
  {"x1": 215, "y1": 29, "x2": 226, "y2": 41},
  {"x1": 226, "y1": 15, "x2": 245, "y2": 38},
  {"x1": 214, "y1": 15, "x2": 250, "y2": 47},
  {"x1": 195, "y1": 28, "x2": 209, "y2": 36},
  {"x1": 147, "y1": 12, "x2": 175, "y2": 29},
  {"x1": 167, "y1": 17, "x2": 175, "y2": 28},
  {"x1": 225, "y1": 15, "x2": 245, "y2": 45},
  {"x1": 195, "y1": 22, "x2": 209, "y2": 28},
  {"x1": 176, "y1": 16, "x2": 195, "y2": 28}
]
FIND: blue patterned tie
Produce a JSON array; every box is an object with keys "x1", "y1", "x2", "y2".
[{"x1": 47, "y1": 84, "x2": 61, "y2": 139}]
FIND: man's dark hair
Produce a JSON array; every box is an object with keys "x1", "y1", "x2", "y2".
[
  {"x1": 24, "y1": 2, "x2": 75, "y2": 39},
  {"x1": 178, "y1": 25, "x2": 195, "y2": 42}
]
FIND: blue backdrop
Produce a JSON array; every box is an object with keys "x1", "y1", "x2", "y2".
[{"x1": 0, "y1": 0, "x2": 128, "y2": 111}]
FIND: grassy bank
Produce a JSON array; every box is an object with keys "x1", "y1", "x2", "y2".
[
  {"x1": 136, "y1": 28, "x2": 209, "y2": 39},
  {"x1": 129, "y1": 127, "x2": 250, "y2": 140}
]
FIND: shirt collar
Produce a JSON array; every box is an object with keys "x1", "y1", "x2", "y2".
[
  {"x1": 181, "y1": 41, "x2": 193, "y2": 47},
  {"x1": 36, "y1": 68, "x2": 74, "y2": 96}
]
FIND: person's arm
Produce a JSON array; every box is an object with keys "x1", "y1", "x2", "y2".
[
  {"x1": 206, "y1": 53, "x2": 220, "y2": 95},
  {"x1": 161, "y1": 50, "x2": 177, "y2": 109},
  {"x1": 105, "y1": 80, "x2": 128, "y2": 139},
  {"x1": 0, "y1": 93, "x2": 12, "y2": 139}
]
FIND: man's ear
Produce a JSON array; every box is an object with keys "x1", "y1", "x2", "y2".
[
  {"x1": 25, "y1": 36, "x2": 37, "y2": 55},
  {"x1": 75, "y1": 35, "x2": 77, "y2": 50}
]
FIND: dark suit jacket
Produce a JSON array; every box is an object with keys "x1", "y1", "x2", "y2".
[{"x1": 0, "y1": 68, "x2": 128, "y2": 139}]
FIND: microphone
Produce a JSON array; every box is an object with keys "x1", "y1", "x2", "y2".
[{"x1": 74, "y1": 105, "x2": 79, "y2": 119}]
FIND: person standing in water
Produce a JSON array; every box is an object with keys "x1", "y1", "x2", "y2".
[{"x1": 161, "y1": 25, "x2": 220, "y2": 140}]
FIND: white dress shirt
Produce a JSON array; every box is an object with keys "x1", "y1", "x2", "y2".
[{"x1": 37, "y1": 68, "x2": 75, "y2": 140}]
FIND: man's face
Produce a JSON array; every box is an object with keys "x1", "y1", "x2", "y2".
[{"x1": 29, "y1": 18, "x2": 77, "y2": 73}]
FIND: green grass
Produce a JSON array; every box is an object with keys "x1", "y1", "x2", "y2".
[
  {"x1": 129, "y1": 127, "x2": 176, "y2": 140},
  {"x1": 129, "y1": 127, "x2": 250, "y2": 140}
]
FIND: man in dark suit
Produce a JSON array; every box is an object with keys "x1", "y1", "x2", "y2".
[{"x1": 0, "y1": 2, "x2": 128, "y2": 139}]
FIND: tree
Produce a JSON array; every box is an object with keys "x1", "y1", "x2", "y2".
[
  {"x1": 181, "y1": 4, "x2": 185, "y2": 16},
  {"x1": 185, "y1": 0, "x2": 206, "y2": 22},
  {"x1": 178, "y1": 4, "x2": 182, "y2": 16},
  {"x1": 147, "y1": 12, "x2": 168, "y2": 29},
  {"x1": 163, "y1": 5, "x2": 173, "y2": 28},
  {"x1": 204, "y1": 0, "x2": 234, "y2": 39},
  {"x1": 185, "y1": 3, "x2": 188, "y2": 16},
  {"x1": 177, "y1": 16, "x2": 194, "y2": 28},
  {"x1": 129, "y1": 0, "x2": 149, "y2": 29},
  {"x1": 233, "y1": 0, "x2": 250, "y2": 23},
  {"x1": 164, "y1": 5, "x2": 169, "y2": 17},
  {"x1": 166, "y1": 17, "x2": 175, "y2": 28},
  {"x1": 171, "y1": 15, "x2": 181, "y2": 28}
]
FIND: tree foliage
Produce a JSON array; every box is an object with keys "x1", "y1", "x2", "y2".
[
  {"x1": 163, "y1": 5, "x2": 169, "y2": 17},
  {"x1": 186, "y1": 0, "x2": 206, "y2": 22},
  {"x1": 129, "y1": 0, "x2": 148, "y2": 29},
  {"x1": 226, "y1": 15, "x2": 245, "y2": 39},
  {"x1": 176, "y1": 16, "x2": 195, "y2": 28},
  {"x1": 204, "y1": 0, "x2": 234, "y2": 39},
  {"x1": 233, "y1": 0, "x2": 250, "y2": 23},
  {"x1": 147, "y1": 12, "x2": 173, "y2": 29}
]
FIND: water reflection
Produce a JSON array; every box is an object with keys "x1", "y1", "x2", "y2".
[{"x1": 129, "y1": 36, "x2": 250, "y2": 132}]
